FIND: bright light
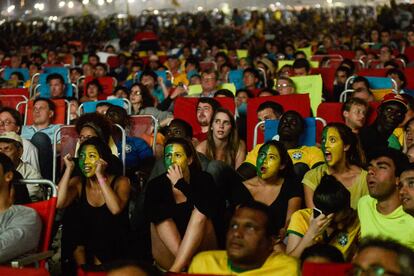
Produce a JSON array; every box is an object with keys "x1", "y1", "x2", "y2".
[
  {"x1": 67, "y1": 1, "x2": 74, "y2": 8},
  {"x1": 0, "y1": 19, "x2": 6, "y2": 25},
  {"x1": 197, "y1": 6, "x2": 203, "y2": 11},
  {"x1": 82, "y1": 0, "x2": 89, "y2": 4},
  {"x1": 34, "y1": 3, "x2": 45, "y2": 10},
  {"x1": 327, "y1": 0, "x2": 333, "y2": 3},
  {"x1": 58, "y1": 1, "x2": 65, "y2": 8},
  {"x1": 154, "y1": 10, "x2": 159, "y2": 15},
  {"x1": 107, "y1": 0, "x2": 113, "y2": 3},
  {"x1": 276, "y1": 1, "x2": 281, "y2": 6},
  {"x1": 269, "y1": 3, "x2": 276, "y2": 11},
  {"x1": 128, "y1": 0, "x2": 135, "y2": 3},
  {"x1": 97, "y1": 0, "x2": 104, "y2": 5},
  {"x1": 7, "y1": 5, "x2": 15, "y2": 13},
  {"x1": 315, "y1": 4, "x2": 321, "y2": 8}
]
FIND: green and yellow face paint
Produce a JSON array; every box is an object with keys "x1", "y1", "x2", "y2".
[{"x1": 256, "y1": 144, "x2": 281, "y2": 179}]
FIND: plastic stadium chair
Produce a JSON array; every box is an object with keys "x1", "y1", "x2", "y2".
[
  {"x1": 25, "y1": 99, "x2": 70, "y2": 125},
  {"x1": 3, "y1": 68, "x2": 30, "y2": 81},
  {"x1": 246, "y1": 94, "x2": 311, "y2": 150},
  {"x1": 129, "y1": 115, "x2": 159, "y2": 153},
  {"x1": 83, "y1": 76, "x2": 118, "y2": 98},
  {"x1": 302, "y1": 262, "x2": 353, "y2": 276},
  {"x1": 227, "y1": 69, "x2": 245, "y2": 90},
  {"x1": 0, "y1": 94, "x2": 28, "y2": 117},
  {"x1": 0, "y1": 267, "x2": 50, "y2": 276},
  {"x1": 0, "y1": 87, "x2": 30, "y2": 97},
  {"x1": 11, "y1": 179, "x2": 57, "y2": 269},
  {"x1": 255, "y1": 117, "x2": 327, "y2": 147},
  {"x1": 77, "y1": 98, "x2": 131, "y2": 115}
]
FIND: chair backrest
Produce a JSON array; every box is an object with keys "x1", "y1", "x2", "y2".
[
  {"x1": 246, "y1": 94, "x2": 311, "y2": 150},
  {"x1": 227, "y1": 69, "x2": 245, "y2": 90},
  {"x1": 25, "y1": 99, "x2": 69, "y2": 125},
  {"x1": 0, "y1": 267, "x2": 50, "y2": 276},
  {"x1": 19, "y1": 179, "x2": 57, "y2": 268},
  {"x1": 0, "y1": 87, "x2": 30, "y2": 97},
  {"x1": 78, "y1": 98, "x2": 131, "y2": 115},
  {"x1": 0, "y1": 94, "x2": 28, "y2": 117},
  {"x1": 53, "y1": 125, "x2": 77, "y2": 183},
  {"x1": 327, "y1": 49, "x2": 356, "y2": 60},
  {"x1": 310, "y1": 67, "x2": 336, "y2": 99},
  {"x1": 365, "y1": 77, "x2": 395, "y2": 89},
  {"x1": 187, "y1": 84, "x2": 203, "y2": 96},
  {"x1": 173, "y1": 97, "x2": 236, "y2": 139},
  {"x1": 302, "y1": 262, "x2": 353, "y2": 276},
  {"x1": 83, "y1": 76, "x2": 117, "y2": 97},
  {"x1": 3, "y1": 68, "x2": 30, "y2": 81},
  {"x1": 129, "y1": 115, "x2": 158, "y2": 152},
  {"x1": 35, "y1": 73, "x2": 74, "y2": 98},
  {"x1": 357, "y1": 68, "x2": 388, "y2": 78},
  {"x1": 107, "y1": 56, "x2": 120, "y2": 69},
  {"x1": 42, "y1": 67, "x2": 70, "y2": 82},
  {"x1": 404, "y1": 67, "x2": 414, "y2": 90},
  {"x1": 262, "y1": 117, "x2": 325, "y2": 146}
]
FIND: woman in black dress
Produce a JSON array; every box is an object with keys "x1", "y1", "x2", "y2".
[{"x1": 145, "y1": 137, "x2": 219, "y2": 272}]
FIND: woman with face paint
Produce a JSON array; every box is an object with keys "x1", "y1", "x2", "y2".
[
  {"x1": 303, "y1": 123, "x2": 368, "y2": 210},
  {"x1": 145, "y1": 137, "x2": 219, "y2": 272},
  {"x1": 196, "y1": 108, "x2": 246, "y2": 169},
  {"x1": 228, "y1": 140, "x2": 303, "y2": 241},
  {"x1": 57, "y1": 137, "x2": 131, "y2": 268}
]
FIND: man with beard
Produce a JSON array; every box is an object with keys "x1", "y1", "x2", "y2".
[
  {"x1": 359, "y1": 93, "x2": 407, "y2": 158},
  {"x1": 358, "y1": 148, "x2": 414, "y2": 250},
  {"x1": 194, "y1": 98, "x2": 220, "y2": 143},
  {"x1": 239, "y1": 111, "x2": 324, "y2": 180},
  {"x1": 188, "y1": 201, "x2": 298, "y2": 275}
]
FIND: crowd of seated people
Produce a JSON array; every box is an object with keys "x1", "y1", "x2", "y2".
[{"x1": 2, "y1": 2, "x2": 414, "y2": 275}]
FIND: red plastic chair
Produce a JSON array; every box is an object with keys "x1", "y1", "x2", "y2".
[
  {"x1": 0, "y1": 87, "x2": 30, "y2": 97},
  {"x1": 173, "y1": 97, "x2": 236, "y2": 140},
  {"x1": 357, "y1": 68, "x2": 388, "y2": 77},
  {"x1": 106, "y1": 56, "x2": 120, "y2": 69},
  {"x1": 246, "y1": 94, "x2": 311, "y2": 150},
  {"x1": 83, "y1": 76, "x2": 117, "y2": 98},
  {"x1": 52, "y1": 125, "x2": 77, "y2": 183},
  {"x1": 0, "y1": 267, "x2": 50, "y2": 276},
  {"x1": 0, "y1": 94, "x2": 28, "y2": 117},
  {"x1": 25, "y1": 99, "x2": 69, "y2": 125},
  {"x1": 129, "y1": 115, "x2": 158, "y2": 152},
  {"x1": 310, "y1": 68, "x2": 336, "y2": 99},
  {"x1": 302, "y1": 262, "x2": 353, "y2": 276},
  {"x1": 77, "y1": 267, "x2": 107, "y2": 276},
  {"x1": 12, "y1": 179, "x2": 57, "y2": 269},
  {"x1": 327, "y1": 50, "x2": 356, "y2": 60},
  {"x1": 404, "y1": 67, "x2": 414, "y2": 90},
  {"x1": 404, "y1": 46, "x2": 414, "y2": 63}
]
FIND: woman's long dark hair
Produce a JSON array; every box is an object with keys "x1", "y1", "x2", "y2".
[
  {"x1": 130, "y1": 83, "x2": 155, "y2": 109},
  {"x1": 323, "y1": 123, "x2": 365, "y2": 167},
  {"x1": 77, "y1": 137, "x2": 123, "y2": 177},
  {"x1": 206, "y1": 108, "x2": 240, "y2": 167},
  {"x1": 257, "y1": 140, "x2": 295, "y2": 179}
]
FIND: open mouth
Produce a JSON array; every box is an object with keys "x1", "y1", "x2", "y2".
[
  {"x1": 260, "y1": 166, "x2": 266, "y2": 174},
  {"x1": 325, "y1": 151, "x2": 332, "y2": 161},
  {"x1": 217, "y1": 130, "x2": 224, "y2": 135}
]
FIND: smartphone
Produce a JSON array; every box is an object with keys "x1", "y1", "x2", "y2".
[{"x1": 313, "y1": 208, "x2": 322, "y2": 218}]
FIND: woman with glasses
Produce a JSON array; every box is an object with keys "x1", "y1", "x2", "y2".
[{"x1": 129, "y1": 83, "x2": 173, "y2": 127}]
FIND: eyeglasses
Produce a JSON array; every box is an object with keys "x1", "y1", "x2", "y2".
[
  {"x1": 276, "y1": 83, "x2": 292, "y2": 88},
  {"x1": 0, "y1": 120, "x2": 16, "y2": 127},
  {"x1": 350, "y1": 265, "x2": 401, "y2": 276},
  {"x1": 130, "y1": 91, "x2": 141, "y2": 96}
]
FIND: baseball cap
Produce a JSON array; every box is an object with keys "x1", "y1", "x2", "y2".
[
  {"x1": 380, "y1": 93, "x2": 408, "y2": 110},
  {"x1": 0, "y1": 132, "x2": 23, "y2": 146}
]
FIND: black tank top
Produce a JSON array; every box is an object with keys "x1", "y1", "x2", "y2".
[{"x1": 78, "y1": 176, "x2": 130, "y2": 264}]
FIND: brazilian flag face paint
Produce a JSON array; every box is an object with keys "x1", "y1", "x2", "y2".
[
  {"x1": 256, "y1": 144, "x2": 281, "y2": 179},
  {"x1": 79, "y1": 145, "x2": 100, "y2": 177},
  {"x1": 321, "y1": 127, "x2": 345, "y2": 167},
  {"x1": 164, "y1": 143, "x2": 188, "y2": 171}
]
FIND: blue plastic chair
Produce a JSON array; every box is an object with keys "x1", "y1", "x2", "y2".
[
  {"x1": 42, "y1": 67, "x2": 70, "y2": 83},
  {"x1": 227, "y1": 69, "x2": 245, "y2": 90},
  {"x1": 78, "y1": 98, "x2": 130, "y2": 114},
  {"x1": 263, "y1": 118, "x2": 321, "y2": 146},
  {"x1": 3, "y1": 68, "x2": 30, "y2": 81}
]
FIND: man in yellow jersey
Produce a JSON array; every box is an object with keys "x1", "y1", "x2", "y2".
[
  {"x1": 238, "y1": 111, "x2": 323, "y2": 180},
  {"x1": 188, "y1": 201, "x2": 299, "y2": 275}
]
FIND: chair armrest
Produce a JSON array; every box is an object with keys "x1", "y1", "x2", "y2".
[{"x1": 11, "y1": 250, "x2": 54, "y2": 268}]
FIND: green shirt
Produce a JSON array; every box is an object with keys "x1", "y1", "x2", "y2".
[{"x1": 358, "y1": 195, "x2": 414, "y2": 250}]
